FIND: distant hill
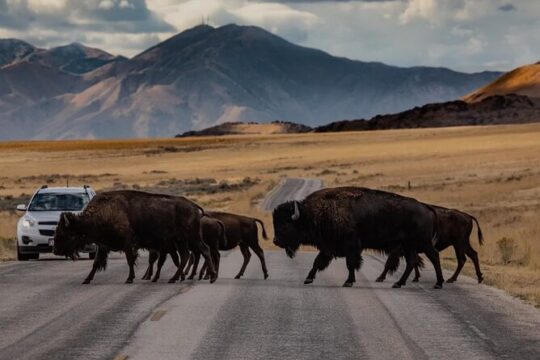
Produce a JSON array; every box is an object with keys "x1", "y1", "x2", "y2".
[
  {"x1": 0, "y1": 24, "x2": 501, "y2": 140},
  {"x1": 315, "y1": 94, "x2": 540, "y2": 132},
  {"x1": 0, "y1": 39, "x2": 124, "y2": 74},
  {"x1": 177, "y1": 121, "x2": 312, "y2": 137},
  {"x1": 464, "y1": 62, "x2": 540, "y2": 102}
]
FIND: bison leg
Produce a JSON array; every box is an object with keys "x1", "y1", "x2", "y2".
[
  {"x1": 196, "y1": 241, "x2": 217, "y2": 283},
  {"x1": 170, "y1": 250, "x2": 180, "y2": 268},
  {"x1": 234, "y1": 245, "x2": 251, "y2": 279},
  {"x1": 199, "y1": 261, "x2": 208, "y2": 280},
  {"x1": 305, "y1": 252, "x2": 332, "y2": 284},
  {"x1": 183, "y1": 252, "x2": 194, "y2": 275},
  {"x1": 169, "y1": 243, "x2": 189, "y2": 283},
  {"x1": 83, "y1": 246, "x2": 108, "y2": 284},
  {"x1": 152, "y1": 251, "x2": 168, "y2": 282},
  {"x1": 189, "y1": 252, "x2": 201, "y2": 280},
  {"x1": 412, "y1": 264, "x2": 421, "y2": 282},
  {"x1": 250, "y1": 243, "x2": 269, "y2": 280},
  {"x1": 124, "y1": 246, "x2": 138, "y2": 284},
  {"x1": 343, "y1": 253, "x2": 361, "y2": 287},
  {"x1": 212, "y1": 248, "x2": 221, "y2": 278},
  {"x1": 465, "y1": 245, "x2": 483, "y2": 283},
  {"x1": 200, "y1": 247, "x2": 219, "y2": 281},
  {"x1": 447, "y1": 246, "x2": 466, "y2": 283},
  {"x1": 235, "y1": 244, "x2": 252, "y2": 279},
  {"x1": 142, "y1": 251, "x2": 158, "y2": 280},
  {"x1": 424, "y1": 247, "x2": 444, "y2": 289},
  {"x1": 393, "y1": 250, "x2": 418, "y2": 288}
]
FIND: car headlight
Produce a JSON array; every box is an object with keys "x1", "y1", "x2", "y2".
[{"x1": 22, "y1": 218, "x2": 35, "y2": 228}]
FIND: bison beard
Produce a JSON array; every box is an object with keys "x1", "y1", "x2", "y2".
[
  {"x1": 273, "y1": 187, "x2": 445, "y2": 289},
  {"x1": 53, "y1": 190, "x2": 217, "y2": 284}
]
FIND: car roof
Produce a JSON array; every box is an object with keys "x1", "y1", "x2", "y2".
[{"x1": 37, "y1": 187, "x2": 93, "y2": 194}]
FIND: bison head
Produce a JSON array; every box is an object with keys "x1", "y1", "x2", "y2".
[
  {"x1": 53, "y1": 212, "x2": 87, "y2": 260},
  {"x1": 272, "y1": 201, "x2": 307, "y2": 258}
]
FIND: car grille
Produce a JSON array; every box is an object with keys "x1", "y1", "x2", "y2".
[
  {"x1": 38, "y1": 221, "x2": 58, "y2": 226},
  {"x1": 39, "y1": 229, "x2": 55, "y2": 237}
]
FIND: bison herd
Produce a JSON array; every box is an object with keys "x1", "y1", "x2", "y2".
[{"x1": 53, "y1": 187, "x2": 484, "y2": 289}]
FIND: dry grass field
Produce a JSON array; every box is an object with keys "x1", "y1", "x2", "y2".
[{"x1": 0, "y1": 123, "x2": 539, "y2": 305}]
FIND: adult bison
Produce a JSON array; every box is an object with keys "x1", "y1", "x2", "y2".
[
  {"x1": 186, "y1": 211, "x2": 269, "y2": 280},
  {"x1": 53, "y1": 190, "x2": 217, "y2": 284},
  {"x1": 143, "y1": 216, "x2": 226, "y2": 282},
  {"x1": 273, "y1": 187, "x2": 445, "y2": 288},
  {"x1": 375, "y1": 206, "x2": 484, "y2": 284}
]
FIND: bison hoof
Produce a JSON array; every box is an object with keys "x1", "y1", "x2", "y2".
[
  {"x1": 209, "y1": 276, "x2": 217, "y2": 284},
  {"x1": 151, "y1": 278, "x2": 158, "y2": 283},
  {"x1": 204, "y1": 275, "x2": 210, "y2": 280},
  {"x1": 392, "y1": 282, "x2": 402, "y2": 288},
  {"x1": 375, "y1": 277, "x2": 384, "y2": 283},
  {"x1": 168, "y1": 278, "x2": 176, "y2": 284},
  {"x1": 264, "y1": 273, "x2": 269, "y2": 280},
  {"x1": 343, "y1": 282, "x2": 353, "y2": 288},
  {"x1": 446, "y1": 278, "x2": 456, "y2": 283},
  {"x1": 434, "y1": 283, "x2": 443, "y2": 289},
  {"x1": 412, "y1": 278, "x2": 420, "y2": 283},
  {"x1": 125, "y1": 279, "x2": 133, "y2": 284},
  {"x1": 304, "y1": 278, "x2": 314, "y2": 285},
  {"x1": 234, "y1": 274, "x2": 242, "y2": 279},
  {"x1": 82, "y1": 279, "x2": 91, "y2": 284},
  {"x1": 478, "y1": 276, "x2": 484, "y2": 284}
]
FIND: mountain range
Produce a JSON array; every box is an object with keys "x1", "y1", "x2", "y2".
[{"x1": 0, "y1": 24, "x2": 504, "y2": 140}]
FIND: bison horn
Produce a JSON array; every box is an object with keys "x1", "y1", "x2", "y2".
[
  {"x1": 63, "y1": 213, "x2": 70, "y2": 227},
  {"x1": 291, "y1": 201, "x2": 300, "y2": 221}
]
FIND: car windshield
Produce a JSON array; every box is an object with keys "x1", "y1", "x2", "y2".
[{"x1": 28, "y1": 192, "x2": 90, "y2": 211}]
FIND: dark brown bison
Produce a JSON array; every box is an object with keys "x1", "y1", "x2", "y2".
[
  {"x1": 375, "y1": 206, "x2": 484, "y2": 284},
  {"x1": 142, "y1": 216, "x2": 226, "y2": 282},
  {"x1": 186, "y1": 211, "x2": 269, "y2": 280},
  {"x1": 53, "y1": 190, "x2": 217, "y2": 284},
  {"x1": 273, "y1": 187, "x2": 445, "y2": 288}
]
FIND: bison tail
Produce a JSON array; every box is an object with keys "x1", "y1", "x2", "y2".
[
  {"x1": 254, "y1": 218, "x2": 268, "y2": 240},
  {"x1": 386, "y1": 253, "x2": 401, "y2": 275},
  {"x1": 417, "y1": 255, "x2": 425, "y2": 269},
  {"x1": 217, "y1": 220, "x2": 227, "y2": 248},
  {"x1": 471, "y1": 215, "x2": 484, "y2": 246}
]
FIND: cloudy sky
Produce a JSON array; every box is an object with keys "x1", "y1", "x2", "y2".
[{"x1": 0, "y1": 0, "x2": 538, "y2": 72}]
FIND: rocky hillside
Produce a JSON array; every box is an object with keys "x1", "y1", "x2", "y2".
[
  {"x1": 315, "y1": 94, "x2": 540, "y2": 132},
  {"x1": 177, "y1": 121, "x2": 312, "y2": 137}
]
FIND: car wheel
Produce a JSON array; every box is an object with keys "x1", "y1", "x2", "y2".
[
  {"x1": 17, "y1": 245, "x2": 31, "y2": 261},
  {"x1": 88, "y1": 252, "x2": 96, "y2": 260}
]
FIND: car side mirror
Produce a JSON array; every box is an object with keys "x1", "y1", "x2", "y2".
[{"x1": 16, "y1": 204, "x2": 27, "y2": 212}]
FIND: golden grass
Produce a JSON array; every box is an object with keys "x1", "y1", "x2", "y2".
[{"x1": 1, "y1": 123, "x2": 539, "y2": 304}]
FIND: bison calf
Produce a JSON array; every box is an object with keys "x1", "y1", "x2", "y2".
[
  {"x1": 376, "y1": 206, "x2": 484, "y2": 284},
  {"x1": 186, "y1": 211, "x2": 269, "y2": 280}
]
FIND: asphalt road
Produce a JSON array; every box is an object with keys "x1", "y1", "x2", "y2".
[
  {"x1": 1, "y1": 252, "x2": 539, "y2": 360},
  {"x1": 0, "y1": 178, "x2": 539, "y2": 360},
  {"x1": 260, "y1": 177, "x2": 324, "y2": 211}
]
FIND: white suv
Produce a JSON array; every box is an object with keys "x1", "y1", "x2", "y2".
[{"x1": 16, "y1": 185, "x2": 96, "y2": 261}]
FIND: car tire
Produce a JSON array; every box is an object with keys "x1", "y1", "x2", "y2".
[
  {"x1": 88, "y1": 252, "x2": 96, "y2": 260},
  {"x1": 17, "y1": 244, "x2": 31, "y2": 261}
]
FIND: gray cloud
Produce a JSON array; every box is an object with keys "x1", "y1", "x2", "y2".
[
  {"x1": 498, "y1": 4, "x2": 517, "y2": 11},
  {"x1": 0, "y1": 0, "x2": 175, "y2": 33},
  {"x1": 1, "y1": 0, "x2": 539, "y2": 71}
]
